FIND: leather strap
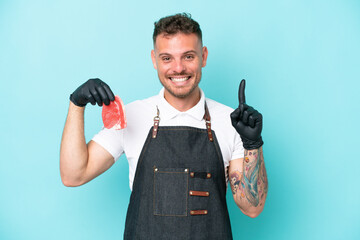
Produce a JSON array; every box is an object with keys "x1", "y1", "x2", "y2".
[
  {"x1": 203, "y1": 102, "x2": 213, "y2": 142},
  {"x1": 190, "y1": 172, "x2": 212, "y2": 179},
  {"x1": 189, "y1": 190, "x2": 210, "y2": 197},
  {"x1": 190, "y1": 210, "x2": 208, "y2": 215},
  {"x1": 153, "y1": 102, "x2": 213, "y2": 141},
  {"x1": 152, "y1": 106, "x2": 160, "y2": 138}
]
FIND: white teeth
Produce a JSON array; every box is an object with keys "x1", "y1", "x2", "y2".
[{"x1": 170, "y1": 77, "x2": 189, "y2": 82}]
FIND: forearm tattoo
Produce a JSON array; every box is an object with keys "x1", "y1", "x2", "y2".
[{"x1": 230, "y1": 148, "x2": 268, "y2": 207}]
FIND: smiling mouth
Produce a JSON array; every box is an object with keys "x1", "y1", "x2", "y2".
[{"x1": 169, "y1": 76, "x2": 191, "y2": 82}]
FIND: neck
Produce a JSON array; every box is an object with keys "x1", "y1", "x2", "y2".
[{"x1": 164, "y1": 88, "x2": 201, "y2": 112}]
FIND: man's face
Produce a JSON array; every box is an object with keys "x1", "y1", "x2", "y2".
[{"x1": 151, "y1": 33, "x2": 208, "y2": 100}]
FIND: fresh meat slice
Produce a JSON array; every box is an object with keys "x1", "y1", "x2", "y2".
[{"x1": 102, "y1": 95, "x2": 127, "y2": 130}]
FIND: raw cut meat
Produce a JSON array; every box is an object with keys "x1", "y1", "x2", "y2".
[{"x1": 102, "y1": 95, "x2": 127, "y2": 130}]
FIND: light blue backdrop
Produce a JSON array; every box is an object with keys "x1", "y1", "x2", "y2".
[{"x1": 1, "y1": 0, "x2": 359, "y2": 239}]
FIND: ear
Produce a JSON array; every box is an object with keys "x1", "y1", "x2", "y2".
[
  {"x1": 151, "y1": 50, "x2": 157, "y2": 70},
  {"x1": 201, "y1": 46, "x2": 208, "y2": 68}
]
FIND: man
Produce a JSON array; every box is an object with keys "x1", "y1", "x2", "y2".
[{"x1": 60, "y1": 13, "x2": 268, "y2": 239}]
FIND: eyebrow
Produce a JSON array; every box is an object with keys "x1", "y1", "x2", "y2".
[
  {"x1": 158, "y1": 50, "x2": 197, "y2": 57},
  {"x1": 183, "y1": 50, "x2": 197, "y2": 55}
]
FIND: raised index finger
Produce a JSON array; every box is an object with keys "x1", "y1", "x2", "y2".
[{"x1": 238, "y1": 79, "x2": 246, "y2": 104}]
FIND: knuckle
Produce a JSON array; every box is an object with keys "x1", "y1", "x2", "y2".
[
  {"x1": 88, "y1": 78, "x2": 102, "y2": 86},
  {"x1": 101, "y1": 81, "x2": 109, "y2": 87},
  {"x1": 86, "y1": 93, "x2": 92, "y2": 99},
  {"x1": 92, "y1": 91, "x2": 99, "y2": 97}
]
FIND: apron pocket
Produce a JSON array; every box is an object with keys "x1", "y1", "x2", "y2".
[{"x1": 153, "y1": 167, "x2": 189, "y2": 216}]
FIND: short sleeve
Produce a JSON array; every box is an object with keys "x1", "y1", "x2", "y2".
[
  {"x1": 231, "y1": 132, "x2": 244, "y2": 160},
  {"x1": 92, "y1": 127, "x2": 124, "y2": 162}
]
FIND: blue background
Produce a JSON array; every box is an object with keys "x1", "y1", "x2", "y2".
[{"x1": 1, "y1": 0, "x2": 359, "y2": 239}]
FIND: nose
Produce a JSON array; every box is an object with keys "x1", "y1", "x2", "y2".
[{"x1": 172, "y1": 59, "x2": 186, "y2": 74}]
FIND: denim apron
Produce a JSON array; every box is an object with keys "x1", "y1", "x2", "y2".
[{"x1": 124, "y1": 103, "x2": 233, "y2": 240}]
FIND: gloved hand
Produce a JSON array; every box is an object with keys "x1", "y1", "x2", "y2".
[
  {"x1": 230, "y1": 79, "x2": 264, "y2": 150},
  {"x1": 70, "y1": 78, "x2": 115, "y2": 107}
]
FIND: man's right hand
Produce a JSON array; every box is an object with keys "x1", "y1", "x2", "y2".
[{"x1": 70, "y1": 78, "x2": 115, "y2": 107}]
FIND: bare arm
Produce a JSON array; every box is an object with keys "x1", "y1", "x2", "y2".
[
  {"x1": 60, "y1": 102, "x2": 114, "y2": 187},
  {"x1": 229, "y1": 146, "x2": 268, "y2": 218}
]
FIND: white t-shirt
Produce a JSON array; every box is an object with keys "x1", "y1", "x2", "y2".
[{"x1": 92, "y1": 88, "x2": 244, "y2": 190}]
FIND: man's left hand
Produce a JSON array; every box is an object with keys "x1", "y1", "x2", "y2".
[{"x1": 230, "y1": 79, "x2": 264, "y2": 150}]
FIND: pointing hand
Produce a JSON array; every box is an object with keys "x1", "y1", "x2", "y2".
[{"x1": 230, "y1": 79, "x2": 264, "y2": 150}]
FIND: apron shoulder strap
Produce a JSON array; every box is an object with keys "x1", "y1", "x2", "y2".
[
  {"x1": 152, "y1": 102, "x2": 214, "y2": 142},
  {"x1": 203, "y1": 102, "x2": 214, "y2": 142}
]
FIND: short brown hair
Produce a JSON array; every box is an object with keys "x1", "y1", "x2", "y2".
[{"x1": 153, "y1": 13, "x2": 202, "y2": 44}]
